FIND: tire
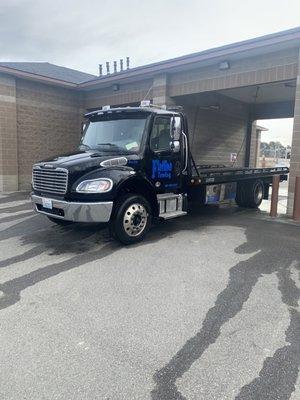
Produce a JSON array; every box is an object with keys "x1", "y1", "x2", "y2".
[
  {"x1": 47, "y1": 216, "x2": 73, "y2": 226},
  {"x1": 235, "y1": 183, "x2": 247, "y2": 207},
  {"x1": 236, "y1": 180, "x2": 264, "y2": 208},
  {"x1": 110, "y1": 194, "x2": 152, "y2": 245}
]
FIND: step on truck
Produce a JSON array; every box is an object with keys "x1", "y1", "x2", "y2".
[{"x1": 31, "y1": 102, "x2": 289, "y2": 244}]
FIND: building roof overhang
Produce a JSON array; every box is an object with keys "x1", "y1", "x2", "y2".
[
  {"x1": 0, "y1": 64, "x2": 78, "y2": 88},
  {"x1": 79, "y1": 26, "x2": 300, "y2": 90}
]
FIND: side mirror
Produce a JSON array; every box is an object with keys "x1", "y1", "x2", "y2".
[
  {"x1": 170, "y1": 116, "x2": 181, "y2": 152},
  {"x1": 170, "y1": 116, "x2": 181, "y2": 140},
  {"x1": 170, "y1": 140, "x2": 180, "y2": 153}
]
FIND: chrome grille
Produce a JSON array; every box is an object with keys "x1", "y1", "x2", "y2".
[{"x1": 32, "y1": 167, "x2": 68, "y2": 195}]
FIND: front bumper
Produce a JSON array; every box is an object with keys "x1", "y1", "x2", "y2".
[{"x1": 31, "y1": 194, "x2": 113, "y2": 223}]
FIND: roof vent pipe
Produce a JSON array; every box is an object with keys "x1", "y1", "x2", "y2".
[
  {"x1": 120, "y1": 59, "x2": 124, "y2": 72},
  {"x1": 98, "y1": 64, "x2": 103, "y2": 77},
  {"x1": 113, "y1": 61, "x2": 117, "y2": 73},
  {"x1": 126, "y1": 57, "x2": 130, "y2": 70},
  {"x1": 106, "y1": 61, "x2": 110, "y2": 75}
]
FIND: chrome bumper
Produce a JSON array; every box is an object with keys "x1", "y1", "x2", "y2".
[{"x1": 31, "y1": 194, "x2": 113, "y2": 223}]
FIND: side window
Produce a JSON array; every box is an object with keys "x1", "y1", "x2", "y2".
[{"x1": 150, "y1": 116, "x2": 171, "y2": 151}]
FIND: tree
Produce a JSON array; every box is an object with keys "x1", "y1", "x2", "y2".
[{"x1": 260, "y1": 141, "x2": 288, "y2": 158}]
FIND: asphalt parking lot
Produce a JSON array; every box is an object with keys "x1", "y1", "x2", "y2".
[{"x1": 0, "y1": 192, "x2": 299, "y2": 400}]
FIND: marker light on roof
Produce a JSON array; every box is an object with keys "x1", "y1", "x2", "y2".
[{"x1": 102, "y1": 105, "x2": 111, "y2": 111}]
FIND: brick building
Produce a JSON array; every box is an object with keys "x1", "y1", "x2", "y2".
[{"x1": 1, "y1": 27, "x2": 300, "y2": 214}]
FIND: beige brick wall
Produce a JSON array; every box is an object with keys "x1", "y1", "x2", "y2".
[
  {"x1": 85, "y1": 79, "x2": 153, "y2": 109},
  {"x1": 0, "y1": 74, "x2": 18, "y2": 191},
  {"x1": 84, "y1": 48, "x2": 299, "y2": 111},
  {"x1": 176, "y1": 93, "x2": 249, "y2": 167},
  {"x1": 85, "y1": 74, "x2": 177, "y2": 110},
  {"x1": 152, "y1": 73, "x2": 175, "y2": 106},
  {"x1": 249, "y1": 123, "x2": 261, "y2": 168},
  {"x1": 16, "y1": 80, "x2": 83, "y2": 190},
  {"x1": 169, "y1": 48, "x2": 299, "y2": 97}
]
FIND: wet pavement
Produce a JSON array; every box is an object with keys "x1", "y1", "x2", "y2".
[{"x1": 0, "y1": 192, "x2": 299, "y2": 400}]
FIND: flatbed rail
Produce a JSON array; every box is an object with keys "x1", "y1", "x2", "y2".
[{"x1": 192, "y1": 166, "x2": 289, "y2": 184}]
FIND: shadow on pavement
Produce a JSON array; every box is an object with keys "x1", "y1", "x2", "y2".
[
  {"x1": 0, "y1": 194, "x2": 299, "y2": 399},
  {"x1": 151, "y1": 209, "x2": 300, "y2": 400}
]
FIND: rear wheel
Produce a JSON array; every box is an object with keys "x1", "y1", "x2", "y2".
[
  {"x1": 47, "y1": 216, "x2": 73, "y2": 226},
  {"x1": 110, "y1": 194, "x2": 152, "y2": 244},
  {"x1": 236, "y1": 180, "x2": 264, "y2": 208}
]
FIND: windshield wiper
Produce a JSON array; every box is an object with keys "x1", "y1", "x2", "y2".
[
  {"x1": 96, "y1": 143, "x2": 127, "y2": 152},
  {"x1": 97, "y1": 143, "x2": 119, "y2": 148}
]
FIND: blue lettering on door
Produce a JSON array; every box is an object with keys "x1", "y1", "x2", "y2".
[{"x1": 152, "y1": 159, "x2": 173, "y2": 179}]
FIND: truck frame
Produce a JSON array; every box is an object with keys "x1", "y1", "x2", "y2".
[{"x1": 31, "y1": 102, "x2": 288, "y2": 244}]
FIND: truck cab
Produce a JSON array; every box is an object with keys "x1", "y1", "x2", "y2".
[{"x1": 31, "y1": 103, "x2": 188, "y2": 244}]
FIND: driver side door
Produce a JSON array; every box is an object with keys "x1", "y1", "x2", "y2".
[{"x1": 146, "y1": 115, "x2": 183, "y2": 192}]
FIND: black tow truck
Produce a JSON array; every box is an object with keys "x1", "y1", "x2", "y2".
[{"x1": 31, "y1": 102, "x2": 289, "y2": 244}]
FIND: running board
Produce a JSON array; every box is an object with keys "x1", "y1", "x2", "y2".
[
  {"x1": 161, "y1": 210, "x2": 187, "y2": 220},
  {"x1": 157, "y1": 193, "x2": 187, "y2": 220}
]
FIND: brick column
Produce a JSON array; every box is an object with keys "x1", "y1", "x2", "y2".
[
  {"x1": 152, "y1": 73, "x2": 175, "y2": 107},
  {"x1": 248, "y1": 123, "x2": 261, "y2": 168},
  {"x1": 0, "y1": 74, "x2": 18, "y2": 191},
  {"x1": 287, "y1": 51, "x2": 300, "y2": 215}
]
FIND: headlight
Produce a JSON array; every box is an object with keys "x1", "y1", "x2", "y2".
[{"x1": 76, "y1": 178, "x2": 113, "y2": 193}]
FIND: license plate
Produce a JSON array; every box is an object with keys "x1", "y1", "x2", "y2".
[{"x1": 42, "y1": 198, "x2": 53, "y2": 209}]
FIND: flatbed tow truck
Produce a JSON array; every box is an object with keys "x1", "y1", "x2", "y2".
[{"x1": 31, "y1": 102, "x2": 289, "y2": 244}]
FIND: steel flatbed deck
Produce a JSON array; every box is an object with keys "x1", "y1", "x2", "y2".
[{"x1": 192, "y1": 165, "x2": 289, "y2": 185}]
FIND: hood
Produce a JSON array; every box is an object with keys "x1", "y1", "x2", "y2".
[{"x1": 35, "y1": 150, "x2": 140, "y2": 174}]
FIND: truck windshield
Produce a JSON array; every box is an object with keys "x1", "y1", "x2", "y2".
[{"x1": 80, "y1": 115, "x2": 149, "y2": 153}]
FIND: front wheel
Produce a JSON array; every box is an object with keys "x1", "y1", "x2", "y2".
[{"x1": 110, "y1": 194, "x2": 152, "y2": 245}]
